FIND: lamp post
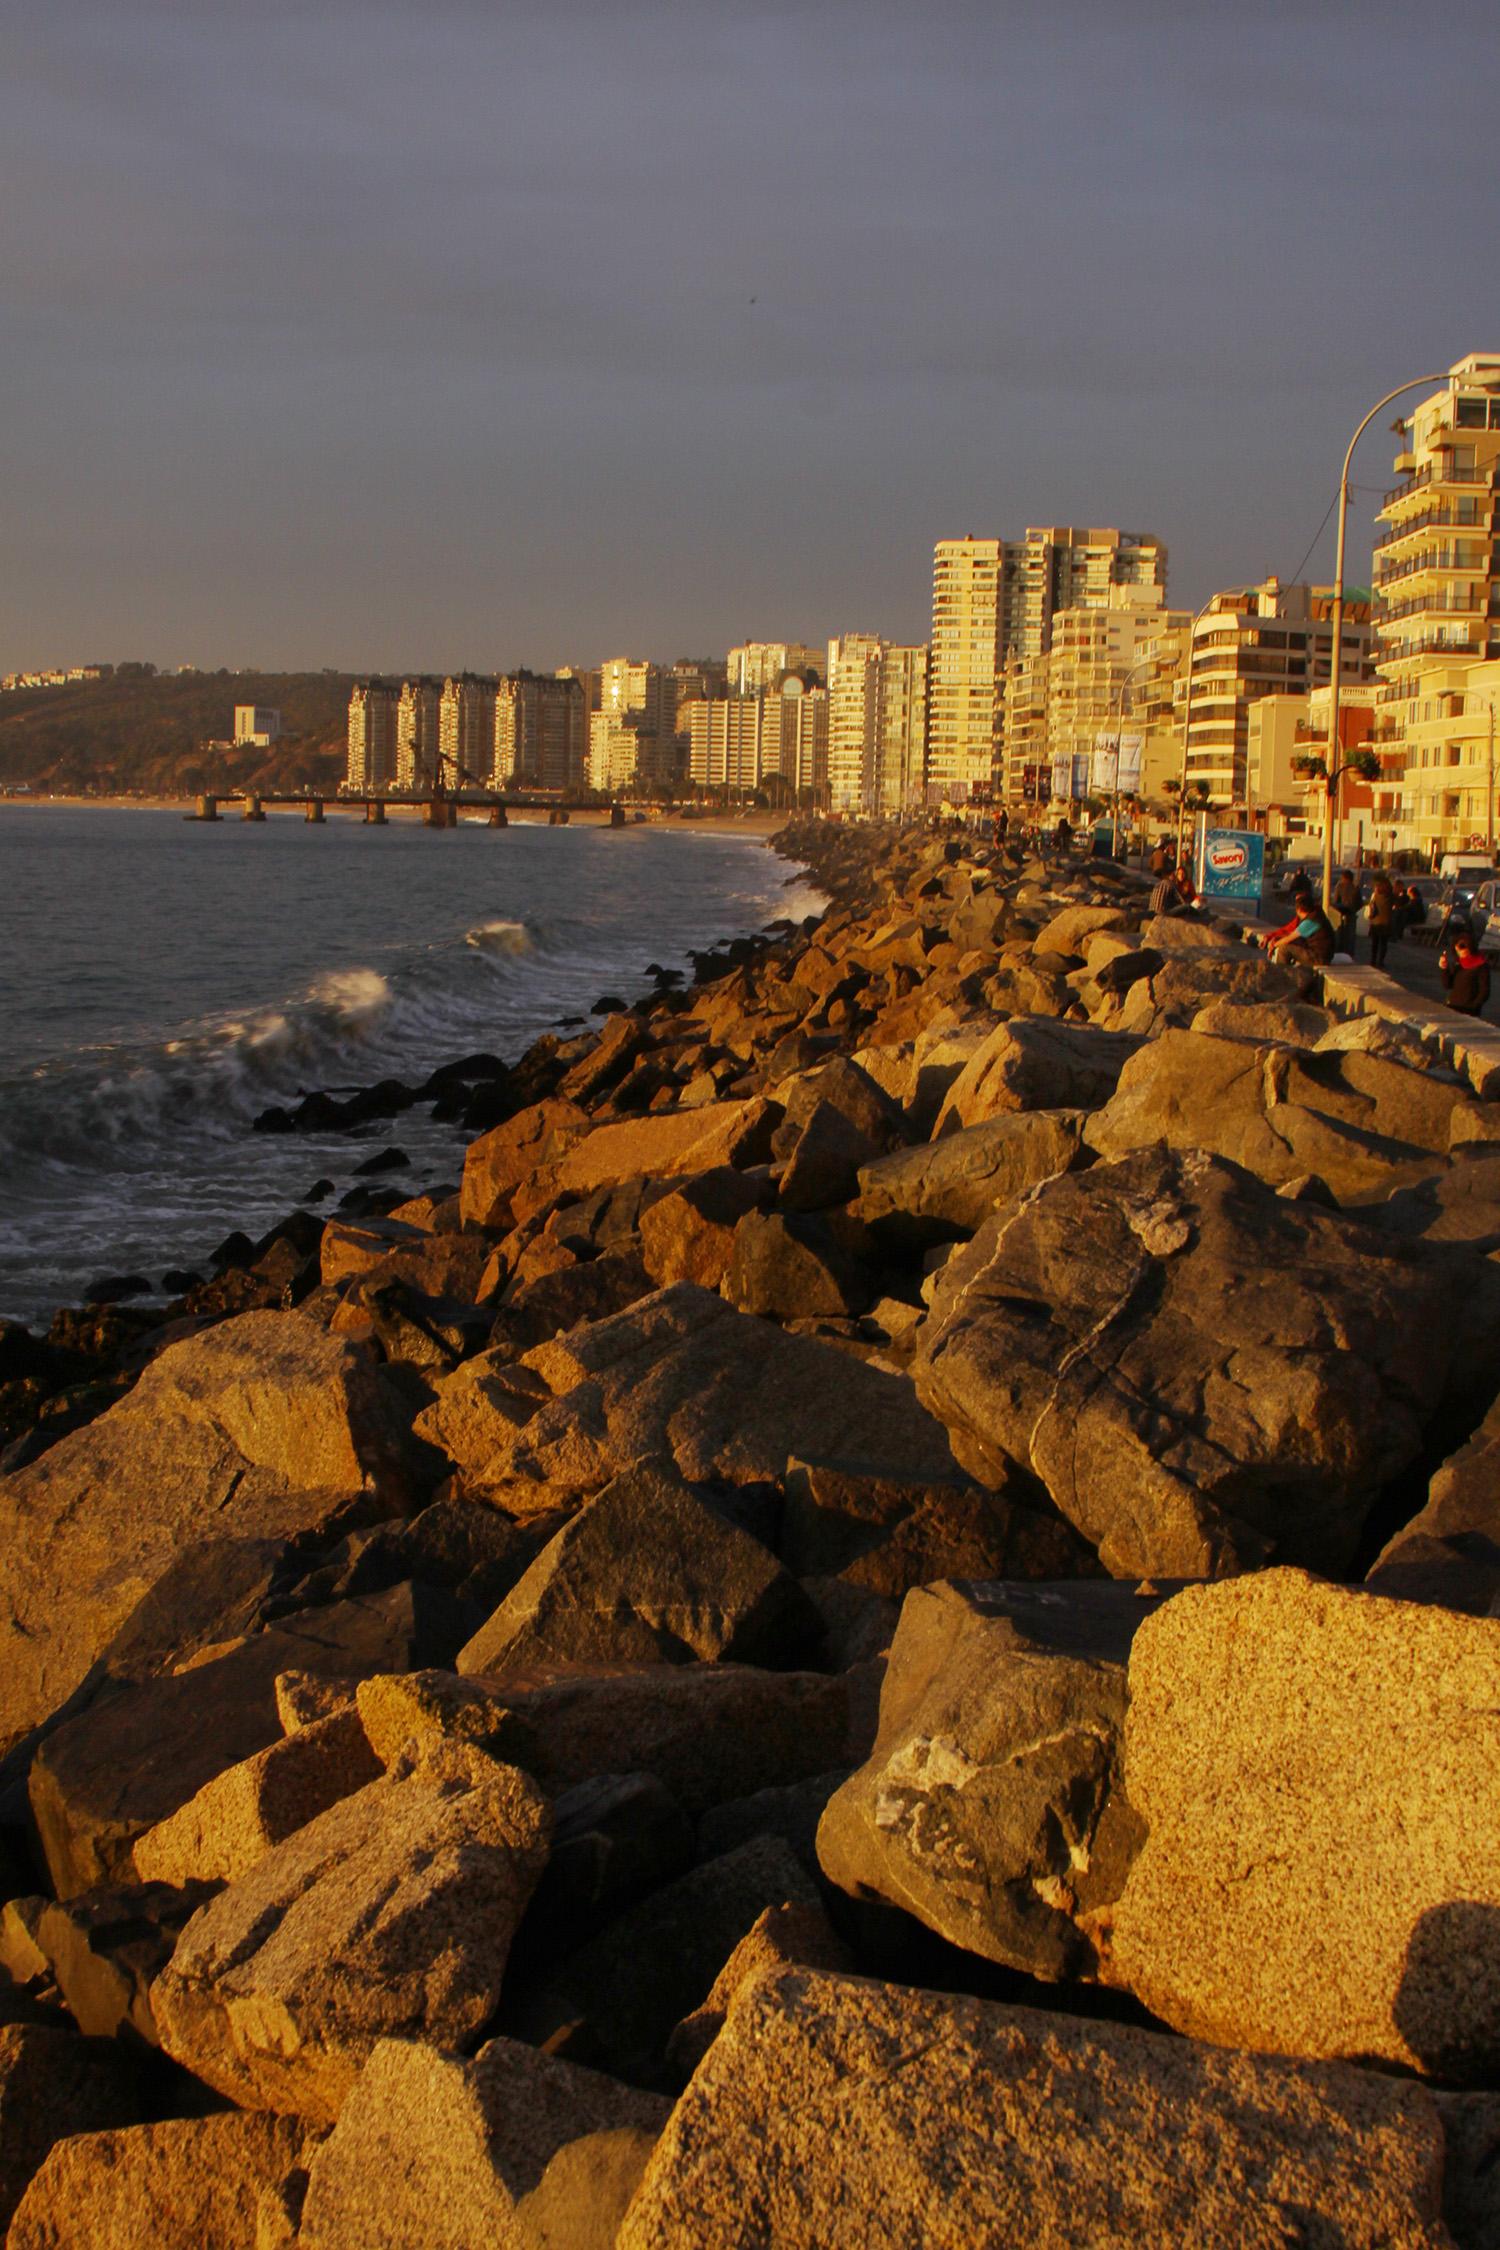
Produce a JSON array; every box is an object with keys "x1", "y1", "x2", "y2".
[{"x1": 1319, "y1": 371, "x2": 1448, "y2": 913}]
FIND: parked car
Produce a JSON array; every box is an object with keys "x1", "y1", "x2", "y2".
[{"x1": 1464, "y1": 878, "x2": 1500, "y2": 951}]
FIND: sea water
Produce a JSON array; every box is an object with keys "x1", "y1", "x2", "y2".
[{"x1": 0, "y1": 809, "x2": 822, "y2": 1324}]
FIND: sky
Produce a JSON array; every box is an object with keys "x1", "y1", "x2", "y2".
[{"x1": 4, "y1": 0, "x2": 1499, "y2": 676}]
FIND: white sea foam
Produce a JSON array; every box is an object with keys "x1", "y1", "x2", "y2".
[{"x1": 465, "y1": 917, "x2": 532, "y2": 954}]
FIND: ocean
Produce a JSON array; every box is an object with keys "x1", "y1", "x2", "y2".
[{"x1": 0, "y1": 807, "x2": 822, "y2": 1326}]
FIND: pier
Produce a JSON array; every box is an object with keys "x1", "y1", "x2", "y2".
[{"x1": 187, "y1": 790, "x2": 627, "y2": 828}]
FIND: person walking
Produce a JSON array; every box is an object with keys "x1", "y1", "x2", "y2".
[
  {"x1": 1054, "y1": 813, "x2": 1073, "y2": 855},
  {"x1": 1400, "y1": 883, "x2": 1427, "y2": 936},
  {"x1": 1331, "y1": 869, "x2": 1362, "y2": 958},
  {"x1": 1366, "y1": 874, "x2": 1395, "y2": 970},
  {"x1": 1440, "y1": 925, "x2": 1491, "y2": 1016}
]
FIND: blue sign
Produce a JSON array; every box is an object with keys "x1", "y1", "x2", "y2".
[{"x1": 1196, "y1": 827, "x2": 1265, "y2": 903}]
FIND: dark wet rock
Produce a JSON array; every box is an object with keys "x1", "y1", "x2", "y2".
[
  {"x1": 819, "y1": 1580, "x2": 1166, "y2": 1976},
  {"x1": 915, "y1": 1146, "x2": 1500, "y2": 1581}
]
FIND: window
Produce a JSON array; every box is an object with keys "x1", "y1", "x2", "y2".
[{"x1": 1456, "y1": 396, "x2": 1488, "y2": 429}]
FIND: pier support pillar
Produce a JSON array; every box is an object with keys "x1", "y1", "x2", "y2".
[
  {"x1": 365, "y1": 799, "x2": 387, "y2": 824},
  {"x1": 424, "y1": 797, "x2": 455, "y2": 828},
  {"x1": 243, "y1": 794, "x2": 265, "y2": 821},
  {"x1": 489, "y1": 803, "x2": 508, "y2": 827},
  {"x1": 610, "y1": 803, "x2": 626, "y2": 828},
  {"x1": 305, "y1": 798, "x2": 325, "y2": 824},
  {"x1": 192, "y1": 794, "x2": 220, "y2": 822}
]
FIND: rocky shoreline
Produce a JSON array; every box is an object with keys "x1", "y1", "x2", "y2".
[{"x1": 4, "y1": 817, "x2": 1500, "y2": 2243}]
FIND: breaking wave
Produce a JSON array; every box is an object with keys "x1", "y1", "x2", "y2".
[{"x1": 465, "y1": 917, "x2": 532, "y2": 954}]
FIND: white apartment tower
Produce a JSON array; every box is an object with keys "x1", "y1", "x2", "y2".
[
  {"x1": 726, "y1": 642, "x2": 823, "y2": 695},
  {"x1": 1182, "y1": 581, "x2": 1372, "y2": 807},
  {"x1": 1372, "y1": 352, "x2": 1500, "y2": 856},
  {"x1": 438, "y1": 675, "x2": 496, "y2": 784},
  {"x1": 826, "y1": 635, "x2": 928, "y2": 814},
  {"x1": 492, "y1": 673, "x2": 588, "y2": 792},
  {"x1": 395, "y1": 678, "x2": 442, "y2": 790},
  {"x1": 588, "y1": 659, "x2": 681, "y2": 792},
  {"x1": 346, "y1": 681, "x2": 399, "y2": 791},
  {"x1": 927, "y1": 539, "x2": 1004, "y2": 801}
]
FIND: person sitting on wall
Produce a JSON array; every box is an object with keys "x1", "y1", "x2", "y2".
[
  {"x1": 1150, "y1": 860, "x2": 1198, "y2": 916},
  {"x1": 1259, "y1": 884, "x2": 1335, "y2": 974},
  {"x1": 1440, "y1": 922, "x2": 1491, "y2": 1017}
]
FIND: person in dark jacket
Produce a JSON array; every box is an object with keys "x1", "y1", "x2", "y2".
[
  {"x1": 1441, "y1": 928, "x2": 1492, "y2": 1016},
  {"x1": 1400, "y1": 884, "x2": 1427, "y2": 935},
  {"x1": 1366, "y1": 875, "x2": 1395, "y2": 969},
  {"x1": 1331, "y1": 870, "x2": 1362, "y2": 956}
]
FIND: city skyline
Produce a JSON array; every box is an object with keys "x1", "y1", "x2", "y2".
[{"x1": 5, "y1": 0, "x2": 1500, "y2": 674}]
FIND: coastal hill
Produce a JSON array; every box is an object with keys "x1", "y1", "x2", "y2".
[{"x1": 0, "y1": 669, "x2": 355, "y2": 797}]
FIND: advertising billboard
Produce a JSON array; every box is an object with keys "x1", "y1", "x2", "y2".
[
  {"x1": 1195, "y1": 825, "x2": 1265, "y2": 904},
  {"x1": 1091, "y1": 731, "x2": 1144, "y2": 794}
]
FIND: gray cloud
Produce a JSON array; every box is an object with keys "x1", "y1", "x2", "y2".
[{"x1": 3, "y1": 0, "x2": 1498, "y2": 668}]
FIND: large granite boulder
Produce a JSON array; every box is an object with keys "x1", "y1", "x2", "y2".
[
  {"x1": 0, "y1": 1310, "x2": 419, "y2": 1761},
  {"x1": 550, "y1": 1102, "x2": 777, "y2": 1198},
  {"x1": 914, "y1": 1146, "x2": 1500, "y2": 1580},
  {"x1": 508, "y1": 1836, "x2": 821, "y2": 2083},
  {"x1": 1085, "y1": 1028, "x2": 1452, "y2": 1201},
  {"x1": 457, "y1": 1457, "x2": 821, "y2": 1674},
  {"x1": 618, "y1": 1968, "x2": 1450, "y2": 2249},
  {"x1": 935, "y1": 1020, "x2": 1138, "y2": 1134},
  {"x1": 0, "y1": 2023, "x2": 142, "y2": 2235},
  {"x1": 1375, "y1": 1145, "x2": 1500, "y2": 1252},
  {"x1": 7, "y1": 2113, "x2": 315, "y2": 2250},
  {"x1": 460, "y1": 1099, "x2": 590, "y2": 1230},
  {"x1": 1102, "y1": 1569, "x2": 1500, "y2": 2079},
  {"x1": 819, "y1": 1581, "x2": 1162, "y2": 1977},
  {"x1": 153, "y1": 1740, "x2": 551, "y2": 2121},
  {"x1": 133, "y1": 1707, "x2": 381, "y2": 1887},
  {"x1": 4, "y1": 1878, "x2": 214, "y2": 2045},
  {"x1": 636, "y1": 1166, "x2": 766, "y2": 1288},
  {"x1": 479, "y1": 1283, "x2": 959, "y2": 1500},
  {"x1": 297, "y1": 2037, "x2": 667, "y2": 2250},
  {"x1": 778, "y1": 1460, "x2": 1092, "y2": 1595},
  {"x1": 356, "y1": 1663, "x2": 871, "y2": 1817},
  {"x1": 855, "y1": 1110, "x2": 1087, "y2": 1246},
  {"x1": 1369, "y1": 1387, "x2": 1500, "y2": 1612},
  {"x1": 30, "y1": 1583, "x2": 449, "y2": 1897}
]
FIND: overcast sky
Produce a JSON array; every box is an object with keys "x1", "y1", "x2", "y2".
[{"x1": 4, "y1": 0, "x2": 1498, "y2": 675}]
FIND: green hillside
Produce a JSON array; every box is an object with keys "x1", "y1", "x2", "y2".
[{"x1": 0, "y1": 669, "x2": 355, "y2": 796}]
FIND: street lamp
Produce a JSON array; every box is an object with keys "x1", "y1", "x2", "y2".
[{"x1": 1319, "y1": 371, "x2": 1448, "y2": 913}]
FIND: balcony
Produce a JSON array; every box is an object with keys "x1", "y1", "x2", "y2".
[
  {"x1": 1376, "y1": 633, "x2": 1483, "y2": 665},
  {"x1": 1375, "y1": 504, "x2": 1492, "y2": 550},
  {"x1": 1376, "y1": 593, "x2": 1487, "y2": 625},
  {"x1": 1381, "y1": 464, "x2": 1494, "y2": 510},
  {"x1": 1374, "y1": 549, "x2": 1489, "y2": 589}
]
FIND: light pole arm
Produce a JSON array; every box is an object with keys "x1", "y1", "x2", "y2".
[{"x1": 1320, "y1": 370, "x2": 1448, "y2": 913}]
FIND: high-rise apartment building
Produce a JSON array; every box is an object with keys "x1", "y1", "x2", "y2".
[
  {"x1": 395, "y1": 678, "x2": 442, "y2": 790},
  {"x1": 777, "y1": 680, "x2": 829, "y2": 802},
  {"x1": 346, "y1": 680, "x2": 399, "y2": 791},
  {"x1": 927, "y1": 538, "x2": 1005, "y2": 801},
  {"x1": 685, "y1": 697, "x2": 772, "y2": 793},
  {"x1": 726, "y1": 642, "x2": 823, "y2": 695},
  {"x1": 437, "y1": 675, "x2": 496, "y2": 784},
  {"x1": 932, "y1": 529, "x2": 1165, "y2": 801},
  {"x1": 588, "y1": 659, "x2": 682, "y2": 792},
  {"x1": 1005, "y1": 528, "x2": 1167, "y2": 660},
  {"x1": 683, "y1": 678, "x2": 829, "y2": 800},
  {"x1": 1182, "y1": 580, "x2": 1372, "y2": 807},
  {"x1": 1372, "y1": 352, "x2": 1500, "y2": 857},
  {"x1": 825, "y1": 635, "x2": 928, "y2": 814},
  {"x1": 491, "y1": 672, "x2": 588, "y2": 792}
]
